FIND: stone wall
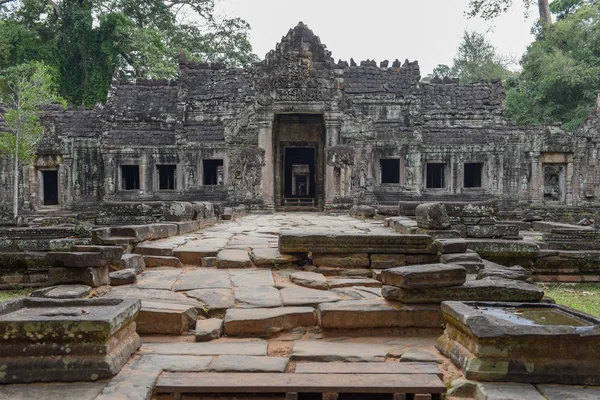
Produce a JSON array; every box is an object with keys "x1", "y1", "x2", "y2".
[{"x1": 1, "y1": 22, "x2": 599, "y2": 216}]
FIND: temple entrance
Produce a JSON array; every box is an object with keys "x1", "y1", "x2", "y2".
[
  {"x1": 273, "y1": 114, "x2": 325, "y2": 210},
  {"x1": 40, "y1": 170, "x2": 59, "y2": 206}
]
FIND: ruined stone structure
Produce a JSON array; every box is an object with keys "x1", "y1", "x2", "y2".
[{"x1": 2, "y1": 22, "x2": 600, "y2": 215}]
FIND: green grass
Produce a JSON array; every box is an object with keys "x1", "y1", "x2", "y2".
[
  {"x1": 538, "y1": 283, "x2": 600, "y2": 317},
  {"x1": 0, "y1": 288, "x2": 33, "y2": 302}
]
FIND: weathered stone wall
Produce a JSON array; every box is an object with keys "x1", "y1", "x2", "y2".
[{"x1": 1, "y1": 22, "x2": 599, "y2": 216}]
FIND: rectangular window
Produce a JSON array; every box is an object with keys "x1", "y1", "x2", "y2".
[
  {"x1": 464, "y1": 162, "x2": 483, "y2": 188},
  {"x1": 121, "y1": 165, "x2": 140, "y2": 190},
  {"x1": 426, "y1": 163, "x2": 446, "y2": 189},
  {"x1": 380, "y1": 159, "x2": 401, "y2": 184},
  {"x1": 157, "y1": 165, "x2": 176, "y2": 190},
  {"x1": 203, "y1": 159, "x2": 224, "y2": 185}
]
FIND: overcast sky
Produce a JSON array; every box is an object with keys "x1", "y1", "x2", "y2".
[{"x1": 215, "y1": 0, "x2": 537, "y2": 74}]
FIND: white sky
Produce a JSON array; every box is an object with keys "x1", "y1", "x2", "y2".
[{"x1": 215, "y1": 0, "x2": 537, "y2": 74}]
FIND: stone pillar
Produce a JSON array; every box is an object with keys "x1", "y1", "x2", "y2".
[
  {"x1": 258, "y1": 119, "x2": 274, "y2": 207},
  {"x1": 324, "y1": 119, "x2": 341, "y2": 205}
]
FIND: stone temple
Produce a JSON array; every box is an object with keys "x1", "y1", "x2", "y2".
[
  {"x1": 1, "y1": 22, "x2": 599, "y2": 215},
  {"x1": 2, "y1": 23, "x2": 600, "y2": 400}
]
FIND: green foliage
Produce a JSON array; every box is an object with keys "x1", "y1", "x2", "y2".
[
  {"x1": 550, "y1": 0, "x2": 599, "y2": 19},
  {"x1": 539, "y1": 283, "x2": 600, "y2": 317},
  {"x1": 0, "y1": 61, "x2": 65, "y2": 163},
  {"x1": 424, "y1": 31, "x2": 515, "y2": 84},
  {"x1": 505, "y1": 4, "x2": 600, "y2": 130}
]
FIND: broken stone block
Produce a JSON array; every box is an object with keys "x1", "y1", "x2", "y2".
[
  {"x1": 46, "y1": 252, "x2": 107, "y2": 268},
  {"x1": 134, "y1": 237, "x2": 188, "y2": 256},
  {"x1": 317, "y1": 300, "x2": 444, "y2": 329},
  {"x1": 184, "y1": 289, "x2": 235, "y2": 312},
  {"x1": 467, "y1": 224, "x2": 520, "y2": 239},
  {"x1": 279, "y1": 231, "x2": 438, "y2": 254},
  {"x1": 117, "y1": 254, "x2": 146, "y2": 273},
  {"x1": 234, "y1": 286, "x2": 282, "y2": 308},
  {"x1": 440, "y1": 252, "x2": 482, "y2": 265},
  {"x1": 136, "y1": 301, "x2": 198, "y2": 335},
  {"x1": 195, "y1": 318, "x2": 223, "y2": 342},
  {"x1": 202, "y1": 257, "x2": 217, "y2": 267},
  {"x1": 477, "y1": 264, "x2": 531, "y2": 282},
  {"x1": 216, "y1": 249, "x2": 253, "y2": 269},
  {"x1": 312, "y1": 253, "x2": 370, "y2": 268},
  {"x1": 173, "y1": 238, "x2": 228, "y2": 264},
  {"x1": 280, "y1": 287, "x2": 341, "y2": 307},
  {"x1": 381, "y1": 264, "x2": 467, "y2": 289},
  {"x1": 224, "y1": 307, "x2": 317, "y2": 335},
  {"x1": 110, "y1": 268, "x2": 137, "y2": 286},
  {"x1": 350, "y1": 205, "x2": 376, "y2": 219},
  {"x1": 72, "y1": 245, "x2": 124, "y2": 265},
  {"x1": 31, "y1": 284, "x2": 92, "y2": 299},
  {"x1": 383, "y1": 278, "x2": 544, "y2": 304},
  {"x1": 370, "y1": 254, "x2": 406, "y2": 269},
  {"x1": 142, "y1": 255, "x2": 183, "y2": 268},
  {"x1": 436, "y1": 239, "x2": 469, "y2": 254},
  {"x1": 290, "y1": 271, "x2": 328, "y2": 290},
  {"x1": 49, "y1": 266, "x2": 110, "y2": 287},
  {"x1": 252, "y1": 248, "x2": 301, "y2": 266},
  {"x1": 416, "y1": 203, "x2": 450, "y2": 230},
  {"x1": 222, "y1": 207, "x2": 233, "y2": 220}
]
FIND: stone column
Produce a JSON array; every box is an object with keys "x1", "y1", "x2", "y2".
[
  {"x1": 258, "y1": 119, "x2": 274, "y2": 207},
  {"x1": 324, "y1": 119, "x2": 341, "y2": 205}
]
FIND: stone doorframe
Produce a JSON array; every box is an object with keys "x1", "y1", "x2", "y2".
[{"x1": 256, "y1": 103, "x2": 342, "y2": 209}]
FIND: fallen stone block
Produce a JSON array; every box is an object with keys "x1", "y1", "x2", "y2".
[
  {"x1": 317, "y1": 299, "x2": 444, "y2": 329},
  {"x1": 290, "y1": 271, "x2": 328, "y2": 290},
  {"x1": 143, "y1": 255, "x2": 183, "y2": 268},
  {"x1": 134, "y1": 237, "x2": 189, "y2": 256},
  {"x1": 222, "y1": 207, "x2": 233, "y2": 220},
  {"x1": 173, "y1": 239, "x2": 229, "y2": 264},
  {"x1": 224, "y1": 307, "x2": 316, "y2": 335},
  {"x1": 116, "y1": 254, "x2": 146, "y2": 273},
  {"x1": 466, "y1": 240, "x2": 539, "y2": 262},
  {"x1": 416, "y1": 203, "x2": 450, "y2": 230},
  {"x1": 49, "y1": 266, "x2": 110, "y2": 287},
  {"x1": 46, "y1": 252, "x2": 107, "y2": 268},
  {"x1": 317, "y1": 267, "x2": 372, "y2": 277},
  {"x1": 202, "y1": 257, "x2": 217, "y2": 267},
  {"x1": 136, "y1": 301, "x2": 198, "y2": 335},
  {"x1": 436, "y1": 239, "x2": 469, "y2": 254},
  {"x1": 328, "y1": 278, "x2": 382, "y2": 289},
  {"x1": 110, "y1": 269, "x2": 137, "y2": 286},
  {"x1": 312, "y1": 253, "x2": 370, "y2": 268},
  {"x1": 216, "y1": 249, "x2": 254, "y2": 269},
  {"x1": 252, "y1": 248, "x2": 302, "y2": 266},
  {"x1": 72, "y1": 245, "x2": 124, "y2": 264},
  {"x1": 31, "y1": 284, "x2": 91, "y2": 299},
  {"x1": 383, "y1": 278, "x2": 544, "y2": 304},
  {"x1": 467, "y1": 224, "x2": 520, "y2": 239},
  {"x1": 279, "y1": 231, "x2": 438, "y2": 254},
  {"x1": 234, "y1": 286, "x2": 282, "y2": 308},
  {"x1": 195, "y1": 318, "x2": 223, "y2": 342},
  {"x1": 477, "y1": 264, "x2": 531, "y2": 282},
  {"x1": 381, "y1": 264, "x2": 467, "y2": 289}
]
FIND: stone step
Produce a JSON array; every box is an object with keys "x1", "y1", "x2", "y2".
[
  {"x1": 207, "y1": 356, "x2": 289, "y2": 373},
  {"x1": 155, "y1": 372, "x2": 446, "y2": 398},
  {"x1": 46, "y1": 252, "x2": 107, "y2": 268},
  {"x1": 317, "y1": 300, "x2": 444, "y2": 329},
  {"x1": 143, "y1": 255, "x2": 183, "y2": 268},
  {"x1": 291, "y1": 340, "x2": 391, "y2": 362},
  {"x1": 381, "y1": 264, "x2": 467, "y2": 289},
  {"x1": 172, "y1": 238, "x2": 229, "y2": 264},
  {"x1": 224, "y1": 307, "x2": 317, "y2": 336},
  {"x1": 146, "y1": 340, "x2": 268, "y2": 356},
  {"x1": 328, "y1": 278, "x2": 382, "y2": 289},
  {"x1": 295, "y1": 362, "x2": 442, "y2": 378},
  {"x1": 136, "y1": 301, "x2": 198, "y2": 335},
  {"x1": 134, "y1": 237, "x2": 190, "y2": 256},
  {"x1": 279, "y1": 231, "x2": 438, "y2": 254},
  {"x1": 216, "y1": 249, "x2": 254, "y2": 269}
]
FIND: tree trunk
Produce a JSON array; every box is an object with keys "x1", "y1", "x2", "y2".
[
  {"x1": 12, "y1": 131, "x2": 19, "y2": 221},
  {"x1": 538, "y1": 0, "x2": 552, "y2": 24}
]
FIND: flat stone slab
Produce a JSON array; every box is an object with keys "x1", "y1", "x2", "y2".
[
  {"x1": 134, "y1": 237, "x2": 189, "y2": 256},
  {"x1": 383, "y1": 278, "x2": 544, "y2": 303},
  {"x1": 136, "y1": 268, "x2": 181, "y2": 290},
  {"x1": 291, "y1": 340, "x2": 390, "y2": 362},
  {"x1": 280, "y1": 287, "x2": 341, "y2": 306},
  {"x1": 146, "y1": 355, "x2": 213, "y2": 372},
  {"x1": 230, "y1": 268, "x2": 274, "y2": 287},
  {"x1": 173, "y1": 239, "x2": 229, "y2": 264},
  {"x1": 252, "y1": 248, "x2": 301, "y2": 266},
  {"x1": 476, "y1": 383, "x2": 546, "y2": 400},
  {"x1": 435, "y1": 239, "x2": 469, "y2": 254},
  {"x1": 72, "y1": 245, "x2": 123, "y2": 263},
  {"x1": 143, "y1": 255, "x2": 184, "y2": 268},
  {"x1": 224, "y1": 307, "x2": 316, "y2": 335},
  {"x1": 279, "y1": 231, "x2": 438, "y2": 254},
  {"x1": 145, "y1": 340, "x2": 268, "y2": 356},
  {"x1": 216, "y1": 249, "x2": 254, "y2": 269},
  {"x1": 0, "y1": 382, "x2": 107, "y2": 400},
  {"x1": 195, "y1": 318, "x2": 223, "y2": 342},
  {"x1": 317, "y1": 300, "x2": 444, "y2": 329},
  {"x1": 184, "y1": 288, "x2": 235, "y2": 311},
  {"x1": 174, "y1": 269, "x2": 231, "y2": 292},
  {"x1": 290, "y1": 271, "x2": 328, "y2": 290},
  {"x1": 46, "y1": 252, "x2": 107, "y2": 268},
  {"x1": 137, "y1": 301, "x2": 198, "y2": 334},
  {"x1": 312, "y1": 253, "x2": 370, "y2": 268},
  {"x1": 328, "y1": 278, "x2": 382, "y2": 289},
  {"x1": 400, "y1": 349, "x2": 442, "y2": 364},
  {"x1": 477, "y1": 264, "x2": 531, "y2": 281},
  {"x1": 381, "y1": 264, "x2": 467, "y2": 289},
  {"x1": 466, "y1": 240, "x2": 539, "y2": 258},
  {"x1": 31, "y1": 284, "x2": 91, "y2": 299},
  {"x1": 295, "y1": 362, "x2": 442, "y2": 377},
  {"x1": 234, "y1": 286, "x2": 282, "y2": 308},
  {"x1": 332, "y1": 287, "x2": 382, "y2": 301},
  {"x1": 105, "y1": 286, "x2": 203, "y2": 307},
  {"x1": 208, "y1": 356, "x2": 289, "y2": 373},
  {"x1": 537, "y1": 384, "x2": 600, "y2": 400}
]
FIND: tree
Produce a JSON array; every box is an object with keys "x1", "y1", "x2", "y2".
[
  {"x1": 0, "y1": 62, "x2": 65, "y2": 220},
  {"x1": 424, "y1": 31, "x2": 515, "y2": 83},
  {"x1": 467, "y1": 0, "x2": 553, "y2": 24},
  {"x1": 505, "y1": 4, "x2": 600, "y2": 130},
  {"x1": 422, "y1": 64, "x2": 456, "y2": 82}
]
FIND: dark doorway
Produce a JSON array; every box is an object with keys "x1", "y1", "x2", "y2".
[
  {"x1": 157, "y1": 165, "x2": 176, "y2": 190},
  {"x1": 203, "y1": 159, "x2": 224, "y2": 185},
  {"x1": 464, "y1": 162, "x2": 483, "y2": 188},
  {"x1": 380, "y1": 159, "x2": 401, "y2": 184},
  {"x1": 426, "y1": 163, "x2": 446, "y2": 189},
  {"x1": 284, "y1": 147, "x2": 315, "y2": 200},
  {"x1": 42, "y1": 170, "x2": 58, "y2": 205},
  {"x1": 121, "y1": 165, "x2": 140, "y2": 190}
]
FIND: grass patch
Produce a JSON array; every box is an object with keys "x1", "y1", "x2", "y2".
[
  {"x1": 0, "y1": 288, "x2": 33, "y2": 303},
  {"x1": 538, "y1": 283, "x2": 600, "y2": 317}
]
